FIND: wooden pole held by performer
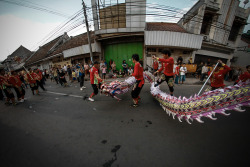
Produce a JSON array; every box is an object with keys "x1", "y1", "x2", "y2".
[{"x1": 197, "y1": 62, "x2": 219, "y2": 96}]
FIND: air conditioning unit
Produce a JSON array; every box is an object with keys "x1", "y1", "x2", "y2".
[{"x1": 203, "y1": 35, "x2": 210, "y2": 42}]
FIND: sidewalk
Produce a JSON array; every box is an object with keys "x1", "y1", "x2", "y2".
[
  {"x1": 182, "y1": 76, "x2": 233, "y2": 86},
  {"x1": 66, "y1": 75, "x2": 233, "y2": 87}
]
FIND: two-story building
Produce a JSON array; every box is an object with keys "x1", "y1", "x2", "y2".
[{"x1": 178, "y1": 0, "x2": 250, "y2": 65}]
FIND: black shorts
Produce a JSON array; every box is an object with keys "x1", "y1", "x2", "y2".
[
  {"x1": 91, "y1": 84, "x2": 99, "y2": 95},
  {"x1": 157, "y1": 74, "x2": 174, "y2": 92},
  {"x1": 14, "y1": 87, "x2": 25, "y2": 98},
  {"x1": 3, "y1": 88, "x2": 14, "y2": 99},
  {"x1": 30, "y1": 83, "x2": 38, "y2": 91},
  {"x1": 131, "y1": 80, "x2": 144, "y2": 99}
]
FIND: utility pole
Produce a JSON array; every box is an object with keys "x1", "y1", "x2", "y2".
[{"x1": 82, "y1": 0, "x2": 93, "y2": 64}]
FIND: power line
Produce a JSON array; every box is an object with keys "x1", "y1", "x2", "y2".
[{"x1": 0, "y1": 0, "x2": 70, "y2": 18}]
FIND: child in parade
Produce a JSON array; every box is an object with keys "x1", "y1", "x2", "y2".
[
  {"x1": 131, "y1": 54, "x2": 144, "y2": 107},
  {"x1": 88, "y1": 61, "x2": 103, "y2": 102},
  {"x1": 153, "y1": 49, "x2": 174, "y2": 96}
]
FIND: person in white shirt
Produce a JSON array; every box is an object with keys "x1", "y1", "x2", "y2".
[
  {"x1": 179, "y1": 63, "x2": 187, "y2": 84},
  {"x1": 200, "y1": 63, "x2": 208, "y2": 81},
  {"x1": 128, "y1": 66, "x2": 133, "y2": 76}
]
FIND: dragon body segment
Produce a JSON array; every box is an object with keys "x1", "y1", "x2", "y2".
[{"x1": 100, "y1": 71, "x2": 250, "y2": 124}]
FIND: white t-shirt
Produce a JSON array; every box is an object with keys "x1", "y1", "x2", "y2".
[
  {"x1": 201, "y1": 66, "x2": 208, "y2": 74},
  {"x1": 180, "y1": 66, "x2": 187, "y2": 75}
]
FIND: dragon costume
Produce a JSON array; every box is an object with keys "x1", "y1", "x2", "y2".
[{"x1": 100, "y1": 71, "x2": 250, "y2": 124}]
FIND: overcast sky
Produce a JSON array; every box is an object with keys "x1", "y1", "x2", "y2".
[{"x1": 0, "y1": 0, "x2": 249, "y2": 61}]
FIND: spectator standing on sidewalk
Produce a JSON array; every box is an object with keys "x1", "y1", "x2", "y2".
[
  {"x1": 111, "y1": 61, "x2": 116, "y2": 73},
  {"x1": 200, "y1": 63, "x2": 208, "y2": 82},
  {"x1": 196, "y1": 62, "x2": 203, "y2": 79},
  {"x1": 79, "y1": 65, "x2": 86, "y2": 90},
  {"x1": 179, "y1": 63, "x2": 187, "y2": 84},
  {"x1": 67, "y1": 65, "x2": 72, "y2": 82},
  {"x1": 174, "y1": 64, "x2": 180, "y2": 84},
  {"x1": 122, "y1": 60, "x2": 128, "y2": 76},
  {"x1": 101, "y1": 65, "x2": 107, "y2": 80}
]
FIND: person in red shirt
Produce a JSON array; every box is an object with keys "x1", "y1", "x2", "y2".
[
  {"x1": 9, "y1": 71, "x2": 26, "y2": 102},
  {"x1": 88, "y1": 61, "x2": 102, "y2": 102},
  {"x1": 234, "y1": 65, "x2": 250, "y2": 84},
  {"x1": 153, "y1": 59, "x2": 159, "y2": 72},
  {"x1": 0, "y1": 68, "x2": 16, "y2": 105},
  {"x1": 131, "y1": 54, "x2": 144, "y2": 107},
  {"x1": 153, "y1": 49, "x2": 174, "y2": 96},
  {"x1": 27, "y1": 68, "x2": 39, "y2": 95},
  {"x1": 208, "y1": 60, "x2": 231, "y2": 90},
  {"x1": 35, "y1": 69, "x2": 46, "y2": 91},
  {"x1": 174, "y1": 64, "x2": 180, "y2": 84}
]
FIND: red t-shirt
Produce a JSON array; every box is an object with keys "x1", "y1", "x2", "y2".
[
  {"x1": 132, "y1": 62, "x2": 144, "y2": 87},
  {"x1": 9, "y1": 75, "x2": 22, "y2": 87},
  {"x1": 89, "y1": 66, "x2": 100, "y2": 84},
  {"x1": 153, "y1": 61, "x2": 159, "y2": 70},
  {"x1": 27, "y1": 73, "x2": 38, "y2": 84},
  {"x1": 208, "y1": 65, "x2": 231, "y2": 88},
  {"x1": 0, "y1": 75, "x2": 8, "y2": 89},
  {"x1": 175, "y1": 66, "x2": 180, "y2": 75},
  {"x1": 158, "y1": 57, "x2": 174, "y2": 76},
  {"x1": 236, "y1": 71, "x2": 250, "y2": 83}
]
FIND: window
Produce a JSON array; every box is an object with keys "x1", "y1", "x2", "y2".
[
  {"x1": 229, "y1": 21, "x2": 242, "y2": 41},
  {"x1": 147, "y1": 48, "x2": 156, "y2": 52}
]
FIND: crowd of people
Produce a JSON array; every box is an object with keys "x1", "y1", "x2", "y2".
[{"x1": 1, "y1": 49, "x2": 250, "y2": 107}]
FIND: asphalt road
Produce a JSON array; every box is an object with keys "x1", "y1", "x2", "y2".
[{"x1": 0, "y1": 79, "x2": 249, "y2": 167}]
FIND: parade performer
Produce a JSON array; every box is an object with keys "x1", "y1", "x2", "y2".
[
  {"x1": 27, "y1": 68, "x2": 39, "y2": 95},
  {"x1": 9, "y1": 71, "x2": 25, "y2": 102},
  {"x1": 131, "y1": 54, "x2": 144, "y2": 107},
  {"x1": 0, "y1": 69, "x2": 16, "y2": 105},
  {"x1": 35, "y1": 69, "x2": 46, "y2": 91},
  {"x1": 88, "y1": 61, "x2": 103, "y2": 102},
  {"x1": 208, "y1": 60, "x2": 231, "y2": 90},
  {"x1": 58, "y1": 67, "x2": 68, "y2": 87},
  {"x1": 235, "y1": 65, "x2": 250, "y2": 84},
  {"x1": 153, "y1": 49, "x2": 174, "y2": 96}
]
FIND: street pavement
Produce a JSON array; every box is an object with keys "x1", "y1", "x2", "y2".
[{"x1": 0, "y1": 76, "x2": 249, "y2": 167}]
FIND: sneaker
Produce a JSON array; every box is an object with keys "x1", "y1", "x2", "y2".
[
  {"x1": 82, "y1": 86, "x2": 86, "y2": 89},
  {"x1": 80, "y1": 88, "x2": 83, "y2": 91},
  {"x1": 20, "y1": 99, "x2": 25, "y2": 103},
  {"x1": 88, "y1": 97, "x2": 94, "y2": 102},
  {"x1": 130, "y1": 104, "x2": 138, "y2": 107}
]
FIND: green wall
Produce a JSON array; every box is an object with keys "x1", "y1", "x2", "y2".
[{"x1": 104, "y1": 42, "x2": 143, "y2": 71}]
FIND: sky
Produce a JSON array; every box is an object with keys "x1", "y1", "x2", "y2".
[{"x1": 0, "y1": 0, "x2": 249, "y2": 61}]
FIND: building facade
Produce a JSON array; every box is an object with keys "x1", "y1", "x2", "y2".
[
  {"x1": 91, "y1": 0, "x2": 146, "y2": 70},
  {"x1": 178, "y1": 0, "x2": 250, "y2": 65}
]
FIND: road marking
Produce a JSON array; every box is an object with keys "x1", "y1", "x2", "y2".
[{"x1": 46, "y1": 91, "x2": 83, "y2": 99}]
